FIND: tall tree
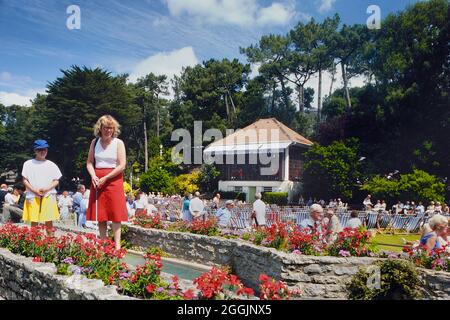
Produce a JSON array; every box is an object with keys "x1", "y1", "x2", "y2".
[
  {"x1": 135, "y1": 73, "x2": 169, "y2": 172},
  {"x1": 42, "y1": 66, "x2": 140, "y2": 186}
]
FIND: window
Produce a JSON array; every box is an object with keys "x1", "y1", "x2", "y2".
[
  {"x1": 234, "y1": 186, "x2": 243, "y2": 193},
  {"x1": 263, "y1": 187, "x2": 273, "y2": 192}
]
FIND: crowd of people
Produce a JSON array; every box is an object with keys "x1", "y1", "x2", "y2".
[{"x1": 362, "y1": 194, "x2": 450, "y2": 215}]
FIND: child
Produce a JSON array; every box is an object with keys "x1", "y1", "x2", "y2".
[{"x1": 21, "y1": 139, "x2": 62, "y2": 236}]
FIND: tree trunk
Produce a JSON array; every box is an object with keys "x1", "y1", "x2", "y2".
[
  {"x1": 298, "y1": 85, "x2": 305, "y2": 113},
  {"x1": 329, "y1": 62, "x2": 336, "y2": 97},
  {"x1": 317, "y1": 67, "x2": 322, "y2": 122},
  {"x1": 341, "y1": 62, "x2": 352, "y2": 109},
  {"x1": 144, "y1": 115, "x2": 148, "y2": 172},
  {"x1": 156, "y1": 93, "x2": 160, "y2": 138}
]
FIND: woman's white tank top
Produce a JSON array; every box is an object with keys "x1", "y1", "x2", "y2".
[{"x1": 94, "y1": 138, "x2": 118, "y2": 168}]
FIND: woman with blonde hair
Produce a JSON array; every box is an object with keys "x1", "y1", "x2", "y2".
[
  {"x1": 86, "y1": 115, "x2": 128, "y2": 250},
  {"x1": 420, "y1": 214, "x2": 448, "y2": 252}
]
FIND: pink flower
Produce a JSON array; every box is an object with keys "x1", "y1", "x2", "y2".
[
  {"x1": 292, "y1": 250, "x2": 301, "y2": 255},
  {"x1": 339, "y1": 250, "x2": 351, "y2": 257}
]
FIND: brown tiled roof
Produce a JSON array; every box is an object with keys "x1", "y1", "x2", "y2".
[{"x1": 207, "y1": 118, "x2": 314, "y2": 147}]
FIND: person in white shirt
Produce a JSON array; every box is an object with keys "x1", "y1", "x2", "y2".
[
  {"x1": 58, "y1": 190, "x2": 73, "y2": 220},
  {"x1": 416, "y1": 201, "x2": 425, "y2": 215},
  {"x1": 324, "y1": 208, "x2": 342, "y2": 243},
  {"x1": 347, "y1": 210, "x2": 362, "y2": 229},
  {"x1": 373, "y1": 200, "x2": 383, "y2": 212},
  {"x1": 22, "y1": 139, "x2": 62, "y2": 236},
  {"x1": 363, "y1": 195, "x2": 373, "y2": 210},
  {"x1": 252, "y1": 193, "x2": 266, "y2": 227},
  {"x1": 212, "y1": 193, "x2": 220, "y2": 209},
  {"x1": 189, "y1": 192, "x2": 205, "y2": 220},
  {"x1": 4, "y1": 190, "x2": 18, "y2": 205},
  {"x1": 299, "y1": 204, "x2": 324, "y2": 232}
]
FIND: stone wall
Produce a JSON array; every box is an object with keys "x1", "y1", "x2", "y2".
[
  {"x1": 126, "y1": 225, "x2": 383, "y2": 299},
  {"x1": 126, "y1": 225, "x2": 450, "y2": 299},
  {"x1": 0, "y1": 248, "x2": 134, "y2": 300}
]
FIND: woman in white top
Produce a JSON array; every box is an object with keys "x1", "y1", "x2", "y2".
[{"x1": 86, "y1": 115, "x2": 128, "y2": 250}]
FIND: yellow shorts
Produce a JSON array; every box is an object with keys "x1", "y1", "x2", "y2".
[{"x1": 23, "y1": 195, "x2": 59, "y2": 223}]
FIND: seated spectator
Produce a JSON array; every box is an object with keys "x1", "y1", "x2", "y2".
[
  {"x1": 147, "y1": 199, "x2": 159, "y2": 215},
  {"x1": 426, "y1": 201, "x2": 435, "y2": 215},
  {"x1": 299, "y1": 204, "x2": 324, "y2": 232},
  {"x1": 0, "y1": 184, "x2": 9, "y2": 207},
  {"x1": 435, "y1": 202, "x2": 442, "y2": 213},
  {"x1": 416, "y1": 201, "x2": 425, "y2": 215},
  {"x1": 215, "y1": 200, "x2": 234, "y2": 228},
  {"x1": 4, "y1": 187, "x2": 18, "y2": 205},
  {"x1": 324, "y1": 208, "x2": 342, "y2": 243},
  {"x1": 420, "y1": 214, "x2": 448, "y2": 253},
  {"x1": 336, "y1": 198, "x2": 344, "y2": 208},
  {"x1": 394, "y1": 201, "x2": 404, "y2": 215},
  {"x1": 347, "y1": 210, "x2": 362, "y2": 229},
  {"x1": 380, "y1": 200, "x2": 387, "y2": 212},
  {"x1": 2, "y1": 183, "x2": 26, "y2": 223},
  {"x1": 373, "y1": 200, "x2": 383, "y2": 212}
]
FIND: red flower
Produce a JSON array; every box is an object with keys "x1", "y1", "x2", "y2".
[{"x1": 32, "y1": 256, "x2": 42, "y2": 262}]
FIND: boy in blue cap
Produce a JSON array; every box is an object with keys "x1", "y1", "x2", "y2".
[{"x1": 21, "y1": 139, "x2": 62, "y2": 236}]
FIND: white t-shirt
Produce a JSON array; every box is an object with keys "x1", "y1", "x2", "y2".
[
  {"x1": 347, "y1": 218, "x2": 362, "y2": 229},
  {"x1": 253, "y1": 199, "x2": 266, "y2": 226},
  {"x1": 189, "y1": 197, "x2": 204, "y2": 217},
  {"x1": 4, "y1": 193, "x2": 17, "y2": 205},
  {"x1": 22, "y1": 159, "x2": 62, "y2": 199}
]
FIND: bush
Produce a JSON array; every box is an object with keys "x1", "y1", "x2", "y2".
[
  {"x1": 173, "y1": 171, "x2": 201, "y2": 195},
  {"x1": 361, "y1": 169, "x2": 446, "y2": 203},
  {"x1": 262, "y1": 192, "x2": 288, "y2": 205},
  {"x1": 348, "y1": 259, "x2": 423, "y2": 300},
  {"x1": 139, "y1": 160, "x2": 175, "y2": 194},
  {"x1": 218, "y1": 191, "x2": 246, "y2": 201}
]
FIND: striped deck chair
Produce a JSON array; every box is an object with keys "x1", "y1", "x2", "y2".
[
  {"x1": 366, "y1": 212, "x2": 378, "y2": 229},
  {"x1": 339, "y1": 213, "x2": 351, "y2": 227},
  {"x1": 405, "y1": 215, "x2": 423, "y2": 232}
]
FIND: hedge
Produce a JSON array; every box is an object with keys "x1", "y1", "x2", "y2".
[{"x1": 262, "y1": 192, "x2": 288, "y2": 206}]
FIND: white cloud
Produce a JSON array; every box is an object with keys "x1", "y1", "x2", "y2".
[
  {"x1": 318, "y1": 0, "x2": 337, "y2": 13},
  {"x1": 256, "y1": 3, "x2": 295, "y2": 26},
  {"x1": 163, "y1": 0, "x2": 295, "y2": 27},
  {"x1": 0, "y1": 88, "x2": 45, "y2": 107},
  {"x1": 128, "y1": 47, "x2": 199, "y2": 84}
]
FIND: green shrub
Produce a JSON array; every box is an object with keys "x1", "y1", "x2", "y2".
[
  {"x1": 262, "y1": 192, "x2": 288, "y2": 205},
  {"x1": 348, "y1": 259, "x2": 423, "y2": 300},
  {"x1": 361, "y1": 169, "x2": 446, "y2": 203},
  {"x1": 218, "y1": 191, "x2": 247, "y2": 201},
  {"x1": 139, "y1": 161, "x2": 175, "y2": 194}
]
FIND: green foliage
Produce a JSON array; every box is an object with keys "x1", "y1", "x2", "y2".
[
  {"x1": 145, "y1": 246, "x2": 167, "y2": 257},
  {"x1": 198, "y1": 164, "x2": 220, "y2": 193},
  {"x1": 362, "y1": 169, "x2": 445, "y2": 203},
  {"x1": 348, "y1": 259, "x2": 423, "y2": 300},
  {"x1": 261, "y1": 192, "x2": 288, "y2": 206},
  {"x1": 139, "y1": 159, "x2": 174, "y2": 194},
  {"x1": 173, "y1": 171, "x2": 201, "y2": 195},
  {"x1": 218, "y1": 191, "x2": 246, "y2": 201},
  {"x1": 302, "y1": 139, "x2": 364, "y2": 199}
]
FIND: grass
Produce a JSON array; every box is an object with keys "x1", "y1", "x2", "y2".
[{"x1": 370, "y1": 233, "x2": 421, "y2": 253}]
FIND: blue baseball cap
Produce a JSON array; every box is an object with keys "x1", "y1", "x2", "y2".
[{"x1": 33, "y1": 139, "x2": 49, "y2": 149}]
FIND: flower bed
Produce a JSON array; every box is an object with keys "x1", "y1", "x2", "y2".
[
  {"x1": 133, "y1": 213, "x2": 375, "y2": 258},
  {"x1": 0, "y1": 224, "x2": 298, "y2": 300}
]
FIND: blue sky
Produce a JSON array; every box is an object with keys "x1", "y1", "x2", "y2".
[{"x1": 0, "y1": 0, "x2": 420, "y2": 106}]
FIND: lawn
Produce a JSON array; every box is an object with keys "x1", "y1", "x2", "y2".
[{"x1": 370, "y1": 233, "x2": 421, "y2": 253}]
